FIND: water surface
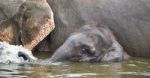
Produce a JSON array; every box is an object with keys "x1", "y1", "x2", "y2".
[{"x1": 0, "y1": 56, "x2": 149, "y2": 78}]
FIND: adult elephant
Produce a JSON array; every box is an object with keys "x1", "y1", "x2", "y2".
[
  {"x1": 47, "y1": 0, "x2": 150, "y2": 57},
  {"x1": 0, "y1": 0, "x2": 55, "y2": 51}
]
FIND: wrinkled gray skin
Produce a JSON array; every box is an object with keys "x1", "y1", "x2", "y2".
[
  {"x1": 0, "y1": 42, "x2": 37, "y2": 64},
  {"x1": 0, "y1": 0, "x2": 25, "y2": 23},
  {"x1": 47, "y1": 0, "x2": 150, "y2": 58},
  {"x1": 50, "y1": 24, "x2": 125, "y2": 62}
]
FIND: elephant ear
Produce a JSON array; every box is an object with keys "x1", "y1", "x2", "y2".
[
  {"x1": 20, "y1": 0, "x2": 55, "y2": 50},
  {"x1": 84, "y1": 21, "x2": 114, "y2": 49}
]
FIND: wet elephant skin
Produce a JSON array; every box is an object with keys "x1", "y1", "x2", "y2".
[{"x1": 47, "y1": 0, "x2": 150, "y2": 57}]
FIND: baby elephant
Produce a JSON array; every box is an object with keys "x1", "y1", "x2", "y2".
[
  {"x1": 50, "y1": 23, "x2": 127, "y2": 62},
  {"x1": 0, "y1": 42, "x2": 37, "y2": 64}
]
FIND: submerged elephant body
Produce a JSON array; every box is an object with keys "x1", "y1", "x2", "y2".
[
  {"x1": 47, "y1": 0, "x2": 150, "y2": 57},
  {"x1": 50, "y1": 23, "x2": 126, "y2": 62}
]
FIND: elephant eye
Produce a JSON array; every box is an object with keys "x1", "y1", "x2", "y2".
[
  {"x1": 80, "y1": 46, "x2": 91, "y2": 55},
  {"x1": 81, "y1": 48, "x2": 88, "y2": 54}
]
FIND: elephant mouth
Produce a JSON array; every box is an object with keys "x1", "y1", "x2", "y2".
[
  {"x1": 18, "y1": 52, "x2": 28, "y2": 60},
  {"x1": 18, "y1": 51, "x2": 37, "y2": 62}
]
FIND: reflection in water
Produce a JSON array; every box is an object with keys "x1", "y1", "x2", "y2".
[
  {"x1": 28, "y1": 62, "x2": 123, "y2": 78},
  {"x1": 0, "y1": 58, "x2": 150, "y2": 78},
  {"x1": 0, "y1": 64, "x2": 32, "y2": 78}
]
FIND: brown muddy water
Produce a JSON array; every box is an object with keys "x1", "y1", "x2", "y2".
[{"x1": 0, "y1": 52, "x2": 150, "y2": 78}]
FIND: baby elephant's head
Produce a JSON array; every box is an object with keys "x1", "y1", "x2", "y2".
[
  {"x1": 50, "y1": 23, "x2": 124, "y2": 63},
  {"x1": 0, "y1": 42, "x2": 37, "y2": 64}
]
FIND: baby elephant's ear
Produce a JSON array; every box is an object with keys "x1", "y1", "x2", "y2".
[{"x1": 96, "y1": 27, "x2": 113, "y2": 49}]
